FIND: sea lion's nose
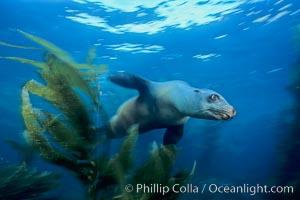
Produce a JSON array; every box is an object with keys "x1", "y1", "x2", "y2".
[{"x1": 231, "y1": 108, "x2": 236, "y2": 117}]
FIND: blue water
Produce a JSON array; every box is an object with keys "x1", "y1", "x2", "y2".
[{"x1": 0, "y1": 0, "x2": 299, "y2": 199}]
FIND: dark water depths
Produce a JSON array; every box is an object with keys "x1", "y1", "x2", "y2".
[{"x1": 0, "y1": 0, "x2": 299, "y2": 199}]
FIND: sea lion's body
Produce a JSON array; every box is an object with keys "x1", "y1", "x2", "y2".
[{"x1": 107, "y1": 73, "x2": 236, "y2": 145}]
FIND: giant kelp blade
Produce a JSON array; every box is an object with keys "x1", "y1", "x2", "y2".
[
  {"x1": 21, "y1": 87, "x2": 46, "y2": 141},
  {"x1": 22, "y1": 86, "x2": 93, "y2": 180},
  {"x1": 21, "y1": 87, "x2": 55, "y2": 160},
  {"x1": 0, "y1": 41, "x2": 41, "y2": 50},
  {"x1": 103, "y1": 126, "x2": 138, "y2": 200},
  {"x1": 21, "y1": 87, "x2": 76, "y2": 166},
  {"x1": 21, "y1": 87, "x2": 55, "y2": 158},
  {"x1": 133, "y1": 143, "x2": 177, "y2": 186},
  {"x1": 86, "y1": 47, "x2": 96, "y2": 65},
  {"x1": 25, "y1": 73, "x2": 94, "y2": 146},
  {"x1": 24, "y1": 80, "x2": 60, "y2": 104},
  {"x1": 169, "y1": 161, "x2": 196, "y2": 185},
  {"x1": 18, "y1": 30, "x2": 73, "y2": 65},
  {"x1": 0, "y1": 56, "x2": 48, "y2": 70},
  {"x1": 117, "y1": 125, "x2": 138, "y2": 172},
  {"x1": 190, "y1": 160, "x2": 196, "y2": 177},
  {"x1": 18, "y1": 30, "x2": 93, "y2": 70},
  {"x1": 45, "y1": 54, "x2": 98, "y2": 104},
  {"x1": 104, "y1": 126, "x2": 138, "y2": 184},
  {"x1": 35, "y1": 110, "x2": 83, "y2": 152},
  {"x1": 38, "y1": 70, "x2": 92, "y2": 139},
  {"x1": 23, "y1": 62, "x2": 97, "y2": 149},
  {"x1": 163, "y1": 161, "x2": 197, "y2": 200}
]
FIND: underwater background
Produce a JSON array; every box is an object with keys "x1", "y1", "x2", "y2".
[{"x1": 0, "y1": 0, "x2": 300, "y2": 199}]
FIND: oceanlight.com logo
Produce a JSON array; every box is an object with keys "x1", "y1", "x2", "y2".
[
  {"x1": 124, "y1": 183, "x2": 294, "y2": 196},
  {"x1": 206, "y1": 184, "x2": 294, "y2": 196}
]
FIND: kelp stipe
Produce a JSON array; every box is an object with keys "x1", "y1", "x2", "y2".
[
  {"x1": 0, "y1": 163, "x2": 59, "y2": 200},
  {"x1": 1, "y1": 31, "x2": 195, "y2": 200}
]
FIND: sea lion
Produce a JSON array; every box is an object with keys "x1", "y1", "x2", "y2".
[{"x1": 106, "y1": 73, "x2": 236, "y2": 145}]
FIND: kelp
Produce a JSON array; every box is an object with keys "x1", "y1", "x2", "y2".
[
  {"x1": 18, "y1": 30, "x2": 82, "y2": 68},
  {"x1": 133, "y1": 143, "x2": 177, "y2": 185},
  {"x1": 0, "y1": 56, "x2": 48, "y2": 69},
  {"x1": 105, "y1": 143, "x2": 196, "y2": 200},
  {"x1": 18, "y1": 30, "x2": 105, "y2": 71},
  {"x1": 0, "y1": 41, "x2": 41, "y2": 50},
  {"x1": 272, "y1": 24, "x2": 300, "y2": 199},
  {"x1": 95, "y1": 139, "x2": 196, "y2": 200},
  {"x1": 1, "y1": 31, "x2": 195, "y2": 200},
  {"x1": 104, "y1": 126, "x2": 138, "y2": 186},
  {"x1": 20, "y1": 57, "x2": 102, "y2": 190},
  {"x1": 2, "y1": 30, "x2": 109, "y2": 198},
  {"x1": 0, "y1": 163, "x2": 59, "y2": 200},
  {"x1": 22, "y1": 87, "x2": 77, "y2": 167}
]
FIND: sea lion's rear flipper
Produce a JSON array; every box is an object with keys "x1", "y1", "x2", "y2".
[
  {"x1": 109, "y1": 73, "x2": 149, "y2": 96},
  {"x1": 163, "y1": 124, "x2": 184, "y2": 145}
]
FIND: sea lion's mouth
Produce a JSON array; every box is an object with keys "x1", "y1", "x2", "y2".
[
  {"x1": 220, "y1": 108, "x2": 236, "y2": 120},
  {"x1": 208, "y1": 108, "x2": 236, "y2": 120},
  {"x1": 221, "y1": 113, "x2": 231, "y2": 120},
  {"x1": 221, "y1": 113, "x2": 234, "y2": 120},
  {"x1": 192, "y1": 107, "x2": 236, "y2": 120}
]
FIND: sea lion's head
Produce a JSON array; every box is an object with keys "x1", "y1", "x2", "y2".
[{"x1": 187, "y1": 88, "x2": 236, "y2": 120}]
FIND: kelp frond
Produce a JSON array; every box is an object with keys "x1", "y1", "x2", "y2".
[
  {"x1": 0, "y1": 41, "x2": 41, "y2": 50},
  {"x1": 0, "y1": 163, "x2": 59, "y2": 200},
  {"x1": 44, "y1": 53, "x2": 99, "y2": 104},
  {"x1": 87, "y1": 47, "x2": 97, "y2": 65},
  {"x1": 18, "y1": 30, "x2": 78, "y2": 67},
  {"x1": 18, "y1": 30, "x2": 96, "y2": 71},
  {"x1": 0, "y1": 56, "x2": 48, "y2": 69},
  {"x1": 21, "y1": 87, "x2": 76, "y2": 164},
  {"x1": 102, "y1": 126, "x2": 138, "y2": 188},
  {"x1": 133, "y1": 143, "x2": 177, "y2": 186},
  {"x1": 108, "y1": 143, "x2": 196, "y2": 200}
]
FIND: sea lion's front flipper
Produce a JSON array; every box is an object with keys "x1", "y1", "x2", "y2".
[
  {"x1": 109, "y1": 73, "x2": 149, "y2": 96},
  {"x1": 163, "y1": 124, "x2": 184, "y2": 145}
]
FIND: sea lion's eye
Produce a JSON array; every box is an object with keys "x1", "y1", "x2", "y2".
[
  {"x1": 194, "y1": 89, "x2": 200, "y2": 93},
  {"x1": 209, "y1": 94, "x2": 219, "y2": 102}
]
